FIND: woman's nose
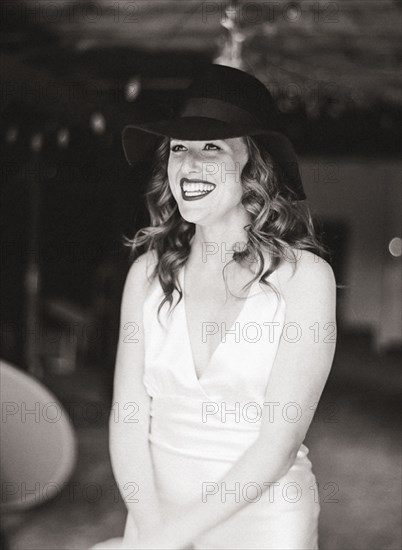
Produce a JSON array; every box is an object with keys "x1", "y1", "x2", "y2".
[{"x1": 181, "y1": 149, "x2": 203, "y2": 172}]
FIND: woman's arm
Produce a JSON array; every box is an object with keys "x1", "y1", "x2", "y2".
[
  {"x1": 140, "y1": 250, "x2": 337, "y2": 549},
  {"x1": 109, "y1": 251, "x2": 164, "y2": 539}
]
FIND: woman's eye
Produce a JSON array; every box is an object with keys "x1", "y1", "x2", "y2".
[
  {"x1": 170, "y1": 144, "x2": 185, "y2": 152},
  {"x1": 204, "y1": 143, "x2": 221, "y2": 151},
  {"x1": 170, "y1": 143, "x2": 221, "y2": 153}
]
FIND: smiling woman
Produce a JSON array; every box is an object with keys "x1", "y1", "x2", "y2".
[
  {"x1": 91, "y1": 64, "x2": 337, "y2": 550},
  {"x1": 168, "y1": 138, "x2": 248, "y2": 211}
]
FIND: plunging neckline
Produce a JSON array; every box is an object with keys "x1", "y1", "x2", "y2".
[{"x1": 180, "y1": 263, "x2": 260, "y2": 385}]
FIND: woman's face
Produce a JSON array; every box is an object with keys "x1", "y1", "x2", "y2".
[{"x1": 167, "y1": 137, "x2": 249, "y2": 224}]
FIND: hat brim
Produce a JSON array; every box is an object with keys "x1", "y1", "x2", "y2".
[{"x1": 121, "y1": 118, "x2": 306, "y2": 200}]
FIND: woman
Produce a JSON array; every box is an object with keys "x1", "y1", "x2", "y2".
[{"x1": 92, "y1": 65, "x2": 337, "y2": 550}]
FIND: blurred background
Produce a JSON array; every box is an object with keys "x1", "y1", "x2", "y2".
[{"x1": 0, "y1": 1, "x2": 401, "y2": 549}]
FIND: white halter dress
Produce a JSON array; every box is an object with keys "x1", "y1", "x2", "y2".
[{"x1": 92, "y1": 266, "x2": 320, "y2": 550}]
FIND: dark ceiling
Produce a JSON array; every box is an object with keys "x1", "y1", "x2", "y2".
[{"x1": 1, "y1": 0, "x2": 401, "y2": 155}]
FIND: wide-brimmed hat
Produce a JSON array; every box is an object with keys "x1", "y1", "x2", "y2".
[{"x1": 122, "y1": 64, "x2": 306, "y2": 201}]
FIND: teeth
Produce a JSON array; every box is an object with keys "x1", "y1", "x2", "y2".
[
  {"x1": 185, "y1": 190, "x2": 209, "y2": 197},
  {"x1": 182, "y1": 183, "x2": 214, "y2": 192}
]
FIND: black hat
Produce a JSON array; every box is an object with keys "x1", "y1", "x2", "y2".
[{"x1": 122, "y1": 64, "x2": 306, "y2": 201}]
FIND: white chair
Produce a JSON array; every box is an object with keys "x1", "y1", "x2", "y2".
[{"x1": 0, "y1": 359, "x2": 77, "y2": 511}]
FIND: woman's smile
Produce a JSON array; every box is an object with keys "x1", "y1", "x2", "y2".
[
  {"x1": 167, "y1": 138, "x2": 249, "y2": 217},
  {"x1": 180, "y1": 178, "x2": 216, "y2": 201}
]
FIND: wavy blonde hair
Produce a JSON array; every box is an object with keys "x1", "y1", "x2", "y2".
[{"x1": 123, "y1": 135, "x2": 330, "y2": 322}]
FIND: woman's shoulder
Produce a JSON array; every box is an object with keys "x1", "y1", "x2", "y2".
[
  {"x1": 263, "y1": 248, "x2": 336, "y2": 299},
  {"x1": 123, "y1": 250, "x2": 159, "y2": 299}
]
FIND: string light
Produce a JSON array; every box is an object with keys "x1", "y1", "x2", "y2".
[
  {"x1": 90, "y1": 112, "x2": 106, "y2": 135},
  {"x1": 30, "y1": 133, "x2": 43, "y2": 152},
  {"x1": 5, "y1": 126, "x2": 18, "y2": 144},
  {"x1": 125, "y1": 77, "x2": 141, "y2": 102},
  {"x1": 57, "y1": 128, "x2": 70, "y2": 148}
]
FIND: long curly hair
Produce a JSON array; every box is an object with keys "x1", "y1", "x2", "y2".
[{"x1": 123, "y1": 135, "x2": 330, "y2": 323}]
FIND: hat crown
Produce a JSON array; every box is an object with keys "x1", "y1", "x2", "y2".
[
  {"x1": 180, "y1": 64, "x2": 278, "y2": 128},
  {"x1": 121, "y1": 64, "x2": 306, "y2": 200}
]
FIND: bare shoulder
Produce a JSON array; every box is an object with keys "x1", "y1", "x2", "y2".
[
  {"x1": 113, "y1": 250, "x2": 159, "y2": 402},
  {"x1": 274, "y1": 248, "x2": 336, "y2": 308},
  {"x1": 123, "y1": 249, "x2": 158, "y2": 305}
]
